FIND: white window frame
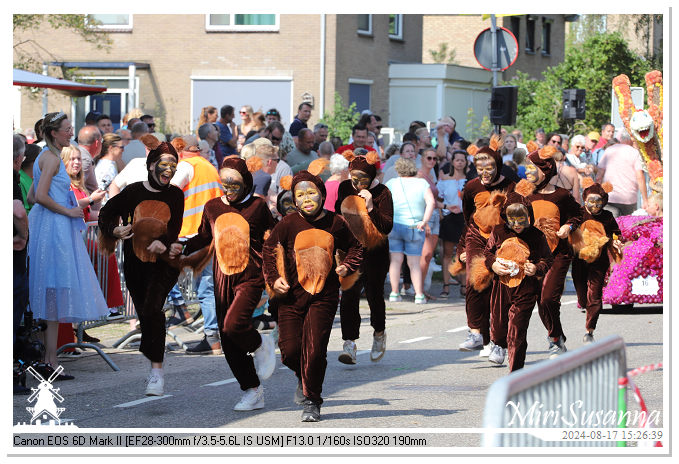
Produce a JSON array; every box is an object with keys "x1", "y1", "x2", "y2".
[
  {"x1": 357, "y1": 14, "x2": 373, "y2": 36},
  {"x1": 205, "y1": 14, "x2": 280, "y2": 32},
  {"x1": 86, "y1": 14, "x2": 133, "y2": 32},
  {"x1": 388, "y1": 14, "x2": 403, "y2": 40}
]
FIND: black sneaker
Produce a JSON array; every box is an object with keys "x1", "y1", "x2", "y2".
[
  {"x1": 36, "y1": 364, "x2": 75, "y2": 381},
  {"x1": 78, "y1": 329, "x2": 100, "y2": 343},
  {"x1": 166, "y1": 315, "x2": 188, "y2": 330},
  {"x1": 107, "y1": 310, "x2": 125, "y2": 321},
  {"x1": 301, "y1": 399, "x2": 321, "y2": 422},
  {"x1": 185, "y1": 336, "x2": 221, "y2": 355}
]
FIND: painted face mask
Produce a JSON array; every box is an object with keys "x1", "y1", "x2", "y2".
[
  {"x1": 475, "y1": 158, "x2": 497, "y2": 185},
  {"x1": 350, "y1": 169, "x2": 371, "y2": 191},
  {"x1": 506, "y1": 209, "x2": 530, "y2": 234},
  {"x1": 221, "y1": 168, "x2": 245, "y2": 204},
  {"x1": 279, "y1": 191, "x2": 296, "y2": 216},
  {"x1": 584, "y1": 193, "x2": 604, "y2": 215},
  {"x1": 150, "y1": 156, "x2": 177, "y2": 188},
  {"x1": 524, "y1": 162, "x2": 541, "y2": 185},
  {"x1": 294, "y1": 181, "x2": 323, "y2": 218}
]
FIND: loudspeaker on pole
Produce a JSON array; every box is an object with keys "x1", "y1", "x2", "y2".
[
  {"x1": 562, "y1": 89, "x2": 586, "y2": 120},
  {"x1": 489, "y1": 86, "x2": 518, "y2": 126}
]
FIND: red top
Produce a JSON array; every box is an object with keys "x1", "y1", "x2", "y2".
[{"x1": 70, "y1": 185, "x2": 91, "y2": 222}]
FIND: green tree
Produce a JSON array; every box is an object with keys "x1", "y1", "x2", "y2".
[
  {"x1": 13, "y1": 14, "x2": 112, "y2": 74},
  {"x1": 319, "y1": 93, "x2": 360, "y2": 143},
  {"x1": 465, "y1": 107, "x2": 493, "y2": 142},
  {"x1": 503, "y1": 31, "x2": 652, "y2": 139},
  {"x1": 429, "y1": 43, "x2": 459, "y2": 65}
]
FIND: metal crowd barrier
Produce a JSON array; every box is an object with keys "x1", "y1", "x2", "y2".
[
  {"x1": 56, "y1": 222, "x2": 201, "y2": 370},
  {"x1": 482, "y1": 335, "x2": 627, "y2": 447}
]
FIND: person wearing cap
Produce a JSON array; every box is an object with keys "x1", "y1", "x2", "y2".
[
  {"x1": 475, "y1": 183, "x2": 553, "y2": 370},
  {"x1": 458, "y1": 135, "x2": 516, "y2": 355},
  {"x1": 84, "y1": 110, "x2": 101, "y2": 126},
  {"x1": 98, "y1": 134, "x2": 185, "y2": 396},
  {"x1": 334, "y1": 149, "x2": 393, "y2": 365},
  {"x1": 171, "y1": 156, "x2": 277, "y2": 411},
  {"x1": 585, "y1": 131, "x2": 599, "y2": 153},
  {"x1": 262, "y1": 167, "x2": 363, "y2": 422},
  {"x1": 521, "y1": 143, "x2": 583, "y2": 358},
  {"x1": 570, "y1": 178, "x2": 622, "y2": 345}
]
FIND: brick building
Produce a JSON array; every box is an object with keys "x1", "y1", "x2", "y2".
[
  {"x1": 14, "y1": 14, "x2": 422, "y2": 136},
  {"x1": 422, "y1": 14, "x2": 575, "y2": 81}
]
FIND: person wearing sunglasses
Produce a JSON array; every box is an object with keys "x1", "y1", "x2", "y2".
[
  {"x1": 417, "y1": 147, "x2": 443, "y2": 300},
  {"x1": 141, "y1": 114, "x2": 156, "y2": 133}
]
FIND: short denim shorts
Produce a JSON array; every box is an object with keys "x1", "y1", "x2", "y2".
[{"x1": 388, "y1": 222, "x2": 425, "y2": 256}]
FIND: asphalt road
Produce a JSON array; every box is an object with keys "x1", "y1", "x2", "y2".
[{"x1": 12, "y1": 282, "x2": 664, "y2": 448}]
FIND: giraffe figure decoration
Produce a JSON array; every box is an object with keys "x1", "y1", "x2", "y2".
[{"x1": 612, "y1": 71, "x2": 663, "y2": 193}]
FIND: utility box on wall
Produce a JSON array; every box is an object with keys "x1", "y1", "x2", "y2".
[{"x1": 388, "y1": 63, "x2": 492, "y2": 140}]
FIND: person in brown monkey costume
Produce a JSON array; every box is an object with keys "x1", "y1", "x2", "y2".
[
  {"x1": 170, "y1": 156, "x2": 277, "y2": 411},
  {"x1": 473, "y1": 185, "x2": 553, "y2": 371},
  {"x1": 569, "y1": 178, "x2": 622, "y2": 344},
  {"x1": 458, "y1": 134, "x2": 516, "y2": 354},
  {"x1": 521, "y1": 142, "x2": 584, "y2": 358},
  {"x1": 98, "y1": 134, "x2": 184, "y2": 396},
  {"x1": 263, "y1": 167, "x2": 363, "y2": 422},
  {"x1": 334, "y1": 148, "x2": 393, "y2": 364}
]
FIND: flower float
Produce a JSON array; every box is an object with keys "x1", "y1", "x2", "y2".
[{"x1": 602, "y1": 216, "x2": 663, "y2": 305}]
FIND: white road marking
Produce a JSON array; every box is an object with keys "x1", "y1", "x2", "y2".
[
  {"x1": 357, "y1": 350, "x2": 371, "y2": 356},
  {"x1": 446, "y1": 326, "x2": 469, "y2": 333},
  {"x1": 113, "y1": 395, "x2": 173, "y2": 408},
  {"x1": 201, "y1": 378, "x2": 238, "y2": 387},
  {"x1": 399, "y1": 336, "x2": 432, "y2": 344}
]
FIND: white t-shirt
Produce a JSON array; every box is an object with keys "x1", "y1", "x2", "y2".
[
  {"x1": 385, "y1": 176, "x2": 430, "y2": 226},
  {"x1": 113, "y1": 157, "x2": 148, "y2": 190},
  {"x1": 94, "y1": 158, "x2": 118, "y2": 204}
]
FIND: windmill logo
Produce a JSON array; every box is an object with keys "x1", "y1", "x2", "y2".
[{"x1": 24, "y1": 365, "x2": 66, "y2": 425}]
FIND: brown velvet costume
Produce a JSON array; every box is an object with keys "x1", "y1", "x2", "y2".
[
  {"x1": 182, "y1": 174, "x2": 276, "y2": 391},
  {"x1": 571, "y1": 209, "x2": 620, "y2": 332},
  {"x1": 98, "y1": 182, "x2": 184, "y2": 363},
  {"x1": 460, "y1": 176, "x2": 515, "y2": 345},
  {"x1": 525, "y1": 186, "x2": 583, "y2": 342},
  {"x1": 263, "y1": 207, "x2": 363, "y2": 404},
  {"x1": 484, "y1": 222, "x2": 553, "y2": 371},
  {"x1": 335, "y1": 180, "x2": 393, "y2": 340}
]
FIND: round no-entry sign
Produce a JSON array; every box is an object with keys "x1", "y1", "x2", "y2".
[{"x1": 473, "y1": 26, "x2": 519, "y2": 71}]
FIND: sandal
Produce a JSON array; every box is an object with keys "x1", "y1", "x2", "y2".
[{"x1": 439, "y1": 284, "x2": 450, "y2": 298}]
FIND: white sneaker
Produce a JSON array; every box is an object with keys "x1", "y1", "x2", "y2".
[
  {"x1": 338, "y1": 340, "x2": 357, "y2": 364},
  {"x1": 145, "y1": 372, "x2": 164, "y2": 396},
  {"x1": 459, "y1": 331, "x2": 483, "y2": 351},
  {"x1": 479, "y1": 343, "x2": 493, "y2": 357},
  {"x1": 253, "y1": 334, "x2": 276, "y2": 380},
  {"x1": 370, "y1": 332, "x2": 386, "y2": 362},
  {"x1": 233, "y1": 386, "x2": 264, "y2": 411},
  {"x1": 488, "y1": 344, "x2": 506, "y2": 365}
]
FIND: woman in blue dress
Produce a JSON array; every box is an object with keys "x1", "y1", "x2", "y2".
[{"x1": 27, "y1": 112, "x2": 109, "y2": 378}]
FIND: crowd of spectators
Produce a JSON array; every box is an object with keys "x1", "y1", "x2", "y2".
[{"x1": 13, "y1": 103, "x2": 659, "y2": 393}]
